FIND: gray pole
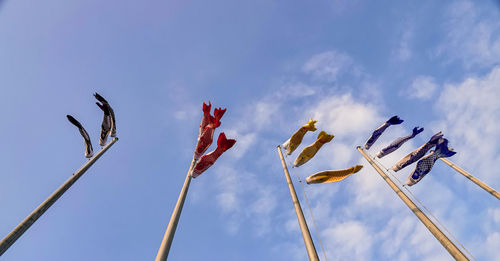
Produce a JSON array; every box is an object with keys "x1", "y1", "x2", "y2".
[
  {"x1": 0, "y1": 137, "x2": 119, "y2": 256},
  {"x1": 277, "y1": 146, "x2": 319, "y2": 261},
  {"x1": 357, "y1": 146, "x2": 469, "y2": 261},
  {"x1": 440, "y1": 158, "x2": 500, "y2": 200},
  {"x1": 155, "y1": 157, "x2": 198, "y2": 261}
]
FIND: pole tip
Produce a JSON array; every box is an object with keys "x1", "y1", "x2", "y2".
[
  {"x1": 277, "y1": 145, "x2": 281, "y2": 148},
  {"x1": 356, "y1": 146, "x2": 361, "y2": 149}
]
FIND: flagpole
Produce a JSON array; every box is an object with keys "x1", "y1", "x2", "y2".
[
  {"x1": 155, "y1": 157, "x2": 198, "y2": 261},
  {"x1": 277, "y1": 145, "x2": 319, "y2": 261},
  {"x1": 0, "y1": 137, "x2": 119, "y2": 257},
  {"x1": 439, "y1": 158, "x2": 500, "y2": 200},
  {"x1": 357, "y1": 146, "x2": 469, "y2": 261}
]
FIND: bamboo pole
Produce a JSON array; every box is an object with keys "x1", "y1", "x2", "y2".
[
  {"x1": 155, "y1": 157, "x2": 198, "y2": 261},
  {"x1": 357, "y1": 147, "x2": 469, "y2": 261},
  {"x1": 440, "y1": 158, "x2": 500, "y2": 200},
  {"x1": 0, "y1": 137, "x2": 119, "y2": 256},
  {"x1": 277, "y1": 146, "x2": 319, "y2": 261}
]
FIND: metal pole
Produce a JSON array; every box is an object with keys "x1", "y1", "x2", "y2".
[
  {"x1": 357, "y1": 147, "x2": 469, "y2": 261},
  {"x1": 155, "y1": 157, "x2": 198, "y2": 261},
  {"x1": 0, "y1": 137, "x2": 119, "y2": 256},
  {"x1": 277, "y1": 146, "x2": 319, "y2": 261},
  {"x1": 440, "y1": 158, "x2": 500, "y2": 200}
]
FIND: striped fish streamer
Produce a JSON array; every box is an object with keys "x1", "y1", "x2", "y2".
[
  {"x1": 406, "y1": 138, "x2": 456, "y2": 186},
  {"x1": 392, "y1": 131, "x2": 443, "y2": 172},
  {"x1": 376, "y1": 127, "x2": 424, "y2": 158},
  {"x1": 364, "y1": 116, "x2": 403, "y2": 150},
  {"x1": 282, "y1": 119, "x2": 317, "y2": 155},
  {"x1": 306, "y1": 165, "x2": 363, "y2": 184},
  {"x1": 293, "y1": 131, "x2": 334, "y2": 167}
]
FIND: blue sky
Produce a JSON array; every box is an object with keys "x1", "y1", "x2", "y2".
[{"x1": 1, "y1": 0, "x2": 499, "y2": 260}]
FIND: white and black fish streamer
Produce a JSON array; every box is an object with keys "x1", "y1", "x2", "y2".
[{"x1": 67, "y1": 115, "x2": 94, "y2": 158}]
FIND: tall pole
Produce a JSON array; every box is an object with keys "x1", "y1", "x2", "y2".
[
  {"x1": 440, "y1": 158, "x2": 500, "y2": 200},
  {"x1": 357, "y1": 147, "x2": 469, "y2": 261},
  {"x1": 155, "y1": 157, "x2": 198, "y2": 261},
  {"x1": 0, "y1": 137, "x2": 119, "y2": 256},
  {"x1": 277, "y1": 146, "x2": 319, "y2": 261}
]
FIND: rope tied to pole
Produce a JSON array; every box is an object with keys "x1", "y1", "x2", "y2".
[{"x1": 369, "y1": 151, "x2": 476, "y2": 261}]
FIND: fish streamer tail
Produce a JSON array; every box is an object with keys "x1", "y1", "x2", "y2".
[
  {"x1": 435, "y1": 138, "x2": 456, "y2": 158},
  {"x1": 214, "y1": 107, "x2": 227, "y2": 121},
  {"x1": 302, "y1": 118, "x2": 318, "y2": 131},
  {"x1": 317, "y1": 131, "x2": 334, "y2": 143},
  {"x1": 387, "y1": 116, "x2": 404, "y2": 125},
  {"x1": 203, "y1": 101, "x2": 211, "y2": 114},
  {"x1": 217, "y1": 132, "x2": 236, "y2": 152},
  {"x1": 351, "y1": 165, "x2": 364, "y2": 173},
  {"x1": 412, "y1": 127, "x2": 424, "y2": 137}
]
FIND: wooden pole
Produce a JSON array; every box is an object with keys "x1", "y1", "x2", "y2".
[
  {"x1": 277, "y1": 146, "x2": 319, "y2": 261},
  {"x1": 440, "y1": 158, "x2": 500, "y2": 200},
  {"x1": 0, "y1": 137, "x2": 119, "y2": 256},
  {"x1": 155, "y1": 157, "x2": 198, "y2": 261},
  {"x1": 357, "y1": 146, "x2": 469, "y2": 261}
]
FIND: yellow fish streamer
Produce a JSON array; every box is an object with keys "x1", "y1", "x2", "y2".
[
  {"x1": 293, "y1": 131, "x2": 334, "y2": 167},
  {"x1": 283, "y1": 119, "x2": 317, "y2": 155},
  {"x1": 305, "y1": 165, "x2": 363, "y2": 184}
]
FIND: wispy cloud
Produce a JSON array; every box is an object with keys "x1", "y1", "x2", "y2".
[
  {"x1": 194, "y1": 47, "x2": 500, "y2": 260},
  {"x1": 404, "y1": 75, "x2": 439, "y2": 100},
  {"x1": 432, "y1": 66, "x2": 500, "y2": 186},
  {"x1": 393, "y1": 25, "x2": 413, "y2": 62},
  {"x1": 435, "y1": 0, "x2": 500, "y2": 68},
  {"x1": 302, "y1": 50, "x2": 362, "y2": 82}
]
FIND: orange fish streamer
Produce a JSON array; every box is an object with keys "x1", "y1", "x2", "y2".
[
  {"x1": 293, "y1": 131, "x2": 334, "y2": 167},
  {"x1": 283, "y1": 119, "x2": 318, "y2": 155},
  {"x1": 305, "y1": 165, "x2": 363, "y2": 184}
]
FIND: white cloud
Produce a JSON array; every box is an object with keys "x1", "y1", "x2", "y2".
[
  {"x1": 307, "y1": 93, "x2": 382, "y2": 139},
  {"x1": 405, "y1": 76, "x2": 439, "y2": 100},
  {"x1": 322, "y1": 221, "x2": 373, "y2": 261},
  {"x1": 195, "y1": 48, "x2": 500, "y2": 261},
  {"x1": 223, "y1": 130, "x2": 256, "y2": 159},
  {"x1": 489, "y1": 208, "x2": 500, "y2": 223},
  {"x1": 485, "y1": 232, "x2": 500, "y2": 259},
  {"x1": 436, "y1": 0, "x2": 500, "y2": 68},
  {"x1": 432, "y1": 66, "x2": 500, "y2": 186},
  {"x1": 302, "y1": 51, "x2": 360, "y2": 82},
  {"x1": 393, "y1": 27, "x2": 413, "y2": 62}
]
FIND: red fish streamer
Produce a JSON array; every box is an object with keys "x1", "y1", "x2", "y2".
[
  {"x1": 192, "y1": 102, "x2": 235, "y2": 178},
  {"x1": 193, "y1": 133, "x2": 236, "y2": 177},
  {"x1": 194, "y1": 102, "x2": 227, "y2": 159}
]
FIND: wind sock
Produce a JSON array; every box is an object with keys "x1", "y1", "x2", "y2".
[
  {"x1": 376, "y1": 127, "x2": 424, "y2": 158},
  {"x1": 94, "y1": 93, "x2": 116, "y2": 138},
  {"x1": 392, "y1": 131, "x2": 444, "y2": 172},
  {"x1": 192, "y1": 132, "x2": 236, "y2": 178},
  {"x1": 406, "y1": 139, "x2": 456, "y2": 186},
  {"x1": 194, "y1": 102, "x2": 226, "y2": 160},
  {"x1": 364, "y1": 116, "x2": 404, "y2": 150},
  {"x1": 283, "y1": 119, "x2": 317, "y2": 155},
  {"x1": 293, "y1": 131, "x2": 334, "y2": 167},
  {"x1": 96, "y1": 100, "x2": 112, "y2": 146},
  {"x1": 66, "y1": 115, "x2": 94, "y2": 158},
  {"x1": 306, "y1": 165, "x2": 363, "y2": 184},
  {"x1": 199, "y1": 101, "x2": 212, "y2": 137}
]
